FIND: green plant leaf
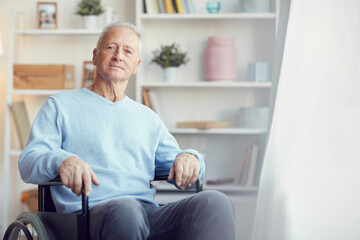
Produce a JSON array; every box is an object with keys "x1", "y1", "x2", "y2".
[
  {"x1": 151, "y1": 43, "x2": 190, "y2": 68},
  {"x1": 75, "y1": 0, "x2": 104, "y2": 16}
]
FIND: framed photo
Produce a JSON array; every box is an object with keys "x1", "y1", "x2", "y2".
[
  {"x1": 37, "y1": 2, "x2": 57, "y2": 29},
  {"x1": 82, "y1": 61, "x2": 96, "y2": 88}
]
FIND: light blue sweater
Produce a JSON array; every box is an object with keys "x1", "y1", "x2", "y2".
[{"x1": 19, "y1": 88, "x2": 205, "y2": 213}]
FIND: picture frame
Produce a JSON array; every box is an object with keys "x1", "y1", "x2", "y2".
[
  {"x1": 82, "y1": 61, "x2": 96, "y2": 88},
  {"x1": 37, "y1": 2, "x2": 57, "y2": 29}
]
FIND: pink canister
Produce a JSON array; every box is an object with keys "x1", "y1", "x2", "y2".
[{"x1": 204, "y1": 36, "x2": 237, "y2": 81}]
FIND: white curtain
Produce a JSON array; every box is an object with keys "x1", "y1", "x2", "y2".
[{"x1": 252, "y1": 0, "x2": 360, "y2": 240}]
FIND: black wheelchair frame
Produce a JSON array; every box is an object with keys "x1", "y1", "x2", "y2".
[{"x1": 3, "y1": 174, "x2": 202, "y2": 240}]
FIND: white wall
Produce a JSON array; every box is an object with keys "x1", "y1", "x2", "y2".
[{"x1": 0, "y1": 0, "x2": 136, "y2": 231}]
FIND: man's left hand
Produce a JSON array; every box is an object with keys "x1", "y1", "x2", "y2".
[{"x1": 168, "y1": 153, "x2": 200, "y2": 189}]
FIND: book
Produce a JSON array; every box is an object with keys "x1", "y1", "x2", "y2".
[
  {"x1": 154, "y1": 0, "x2": 161, "y2": 13},
  {"x1": 142, "y1": 89, "x2": 153, "y2": 110},
  {"x1": 181, "y1": 0, "x2": 188, "y2": 13},
  {"x1": 174, "y1": 0, "x2": 185, "y2": 13},
  {"x1": 233, "y1": 149, "x2": 248, "y2": 184},
  {"x1": 176, "y1": 121, "x2": 230, "y2": 129},
  {"x1": 207, "y1": 178, "x2": 234, "y2": 185},
  {"x1": 145, "y1": 0, "x2": 159, "y2": 14},
  {"x1": 144, "y1": 0, "x2": 152, "y2": 14},
  {"x1": 157, "y1": 0, "x2": 166, "y2": 13},
  {"x1": 172, "y1": 0, "x2": 178, "y2": 12},
  {"x1": 184, "y1": 0, "x2": 195, "y2": 13},
  {"x1": 148, "y1": 90, "x2": 163, "y2": 118},
  {"x1": 246, "y1": 144, "x2": 259, "y2": 186},
  {"x1": 164, "y1": 0, "x2": 176, "y2": 13},
  {"x1": 143, "y1": 0, "x2": 147, "y2": 13},
  {"x1": 240, "y1": 147, "x2": 252, "y2": 185},
  {"x1": 11, "y1": 101, "x2": 31, "y2": 149}
]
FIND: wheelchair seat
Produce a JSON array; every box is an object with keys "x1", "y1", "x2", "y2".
[{"x1": 3, "y1": 173, "x2": 202, "y2": 240}]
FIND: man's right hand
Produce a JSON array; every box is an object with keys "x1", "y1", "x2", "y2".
[{"x1": 59, "y1": 156, "x2": 100, "y2": 196}]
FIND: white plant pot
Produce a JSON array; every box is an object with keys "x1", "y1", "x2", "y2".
[
  {"x1": 163, "y1": 67, "x2": 178, "y2": 82},
  {"x1": 82, "y1": 15, "x2": 98, "y2": 29}
]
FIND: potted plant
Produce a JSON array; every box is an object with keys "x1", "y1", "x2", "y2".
[
  {"x1": 75, "y1": 0, "x2": 104, "y2": 29},
  {"x1": 151, "y1": 43, "x2": 190, "y2": 82}
]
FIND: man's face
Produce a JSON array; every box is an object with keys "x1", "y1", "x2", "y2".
[{"x1": 93, "y1": 27, "x2": 141, "y2": 82}]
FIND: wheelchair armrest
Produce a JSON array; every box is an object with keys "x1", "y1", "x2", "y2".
[
  {"x1": 154, "y1": 174, "x2": 203, "y2": 193},
  {"x1": 38, "y1": 176, "x2": 90, "y2": 240},
  {"x1": 40, "y1": 176, "x2": 63, "y2": 186},
  {"x1": 39, "y1": 176, "x2": 89, "y2": 217}
]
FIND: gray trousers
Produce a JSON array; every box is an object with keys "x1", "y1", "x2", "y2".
[{"x1": 89, "y1": 190, "x2": 235, "y2": 240}]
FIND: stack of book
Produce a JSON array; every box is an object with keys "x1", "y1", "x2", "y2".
[
  {"x1": 176, "y1": 121, "x2": 230, "y2": 129},
  {"x1": 233, "y1": 144, "x2": 260, "y2": 186},
  {"x1": 205, "y1": 144, "x2": 260, "y2": 187},
  {"x1": 11, "y1": 101, "x2": 31, "y2": 149},
  {"x1": 142, "y1": 89, "x2": 162, "y2": 118},
  {"x1": 144, "y1": 0, "x2": 195, "y2": 14}
]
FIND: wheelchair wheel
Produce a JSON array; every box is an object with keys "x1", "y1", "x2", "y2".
[{"x1": 3, "y1": 212, "x2": 49, "y2": 240}]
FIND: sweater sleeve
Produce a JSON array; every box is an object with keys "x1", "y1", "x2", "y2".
[
  {"x1": 154, "y1": 120, "x2": 205, "y2": 184},
  {"x1": 18, "y1": 98, "x2": 77, "y2": 184}
]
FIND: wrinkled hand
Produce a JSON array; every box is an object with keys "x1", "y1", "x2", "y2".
[
  {"x1": 168, "y1": 153, "x2": 200, "y2": 189},
  {"x1": 59, "y1": 156, "x2": 99, "y2": 196}
]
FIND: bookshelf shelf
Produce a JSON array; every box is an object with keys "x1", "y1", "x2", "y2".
[
  {"x1": 14, "y1": 29, "x2": 102, "y2": 36},
  {"x1": 169, "y1": 128, "x2": 267, "y2": 135},
  {"x1": 140, "y1": 13, "x2": 276, "y2": 20},
  {"x1": 142, "y1": 81, "x2": 272, "y2": 88},
  {"x1": 203, "y1": 184, "x2": 258, "y2": 192},
  {"x1": 154, "y1": 182, "x2": 258, "y2": 193},
  {"x1": 12, "y1": 89, "x2": 70, "y2": 95}
]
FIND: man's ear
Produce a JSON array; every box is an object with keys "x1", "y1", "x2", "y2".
[
  {"x1": 132, "y1": 59, "x2": 142, "y2": 75},
  {"x1": 92, "y1": 48, "x2": 97, "y2": 65}
]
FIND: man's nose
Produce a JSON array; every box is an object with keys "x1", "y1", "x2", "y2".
[{"x1": 112, "y1": 48, "x2": 123, "y2": 61}]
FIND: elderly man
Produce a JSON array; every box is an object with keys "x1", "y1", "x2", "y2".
[{"x1": 19, "y1": 22, "x2": 235, "y2": 239}]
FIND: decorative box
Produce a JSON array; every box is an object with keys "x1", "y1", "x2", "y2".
[{"x1": 14, "y1": 64, "x2": 75, "y2": 89}]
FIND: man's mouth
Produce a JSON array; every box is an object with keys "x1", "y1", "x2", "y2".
[{"x1": 109, "y1": 65, "x2": 124, "y2": 70}]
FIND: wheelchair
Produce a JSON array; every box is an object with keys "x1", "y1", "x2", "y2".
[{"x1": 3, "y1": 172, "x2": 202, "y2": 240}]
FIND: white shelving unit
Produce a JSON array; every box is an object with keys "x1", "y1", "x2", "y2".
[
  {"x1": 135, "y1": 0, "x2": 278, "y2": 193},
  {"x1": 1, "y1": 10, "x2": 102, "y2": 235},
  {"x1": 135, "y1": 4, "x2": 278, "y2": 237}
]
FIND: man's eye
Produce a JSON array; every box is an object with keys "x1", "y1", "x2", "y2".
[
  {"x1": 107, "y1": 45, "x2": 116, "y2": 51},
  {"x1": 126, "y1": 50, "x2": 133, "y2": 54}
]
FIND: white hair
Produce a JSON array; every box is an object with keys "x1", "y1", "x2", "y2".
[{"x1": 96, "y1": 22, "x2": 142, "y2": 55}]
